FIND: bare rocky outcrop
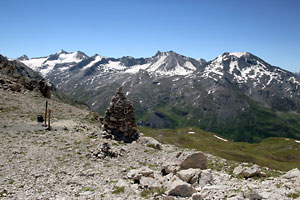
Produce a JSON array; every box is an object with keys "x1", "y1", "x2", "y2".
[
  {"x1": 0, "y1": 54, "x2": 52, "y2": 98},
  {"x1": 103, "y1": 86, "x2": 139, "y2": 143}
]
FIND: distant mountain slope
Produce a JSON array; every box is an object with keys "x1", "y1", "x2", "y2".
[{"x1": 18, "y1": 50, "x2": 300, "y2": 142}]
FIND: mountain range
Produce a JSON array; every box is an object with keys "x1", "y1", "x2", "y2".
[{"x1": 16, "y1": 50, "x2": 300, "y2": 142}]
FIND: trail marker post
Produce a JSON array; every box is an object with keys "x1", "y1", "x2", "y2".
[
  {"x1": 45, "y1": 100, "x2": 48, "y2": 126},
  {"x1": 47, "y1": 109, "x2": 53, "y2": 131}
]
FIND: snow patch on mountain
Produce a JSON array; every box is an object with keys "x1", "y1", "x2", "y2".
[
  {"x1": 147, "y1": 55, "x2": 167, "y2": 72},
  {"x1": 107, "y1": 60, "x2": 127, "y2": 70},
  {"x1": 184, "y1": 61, "x2": 197, "y2": 71},
  {"x1": 157, "y1": 63, "x2": 193, "y2": 76},
  {"x1": 82, "y1": 55, "x2": 103, "y2": 71},
  {"x1": 125, "y1": 63, "x2": 150, "y2": 73},
  {"x1": 22, "y1": 57, "x2": 48, "y2": 71},
  {"x1": 229, "y1": 52, "x2": 248, "y2": 58},
  {"x1": 201, "y1": 61, "x2": 224, "y2": 81}
]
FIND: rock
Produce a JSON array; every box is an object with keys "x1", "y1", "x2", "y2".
[
  {"x1": 103, "y1": 86, "x2": 139, "y2": 143},
  {"x1": 246, "y1": 193, "x2": 262, "y2": 200},
  {"x1": 90, "y1": 142, "x2": 120, "y2": 159},
  {"x1": 282, "y1": 168, "x2": 300, "y2": 179},
  {"x1": 138, "y1": 136, "x2": 162, "y2": 150},
  {"x1": 200, "y1": 185, "x2": 228, "y2": 199},
  {"x1": 127, "y1": 166, "x2": 154, "y2": 181},
  {"x1": 233, "y1": 164, "x2": 264, "y2": 178},
  {"x1": 242, "y1": 165, "x2": 262, "y2": 178},
  {"x1": 192, "y1": 192, "x2": 202, "y2": 200},
  {"x1": 177, "y1": 168, "x2": 201, "y2": 183},
  {"x1": 167, "y1": 180, "x2": 196, "y2": 197},
  {"x1": 162, "y1": 151, "x2": 207, "y2": 175},
  {"x1": 233, "y1": 165, "x2": 244, "y2": 175},
  {"x1": 115, "y1": 179, "x2": 128, "y2": 188},
  {"x1": 139, "y1": 176, "x2": 162, "y2": 189},
  {"x1": 198, "y1": 170, "x2": 214, "y2": 187}
]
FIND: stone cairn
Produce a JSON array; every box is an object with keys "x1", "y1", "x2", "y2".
[{"x1": 103, "y1": 86, "x2": 139, "y2": 143}]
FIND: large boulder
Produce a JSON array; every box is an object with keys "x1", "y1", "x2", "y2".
[
  {"x1": 103, "y1": 86, "x2": 139, "y2": 143},
  {"x1": 162, "y1": 151, "x2": 208, "y2": 175}
]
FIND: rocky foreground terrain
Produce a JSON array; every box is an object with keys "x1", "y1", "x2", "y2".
[{"x1": 1, "y1": 88, "x2": 300, "y2": 200}]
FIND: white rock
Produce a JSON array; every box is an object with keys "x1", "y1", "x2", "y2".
[
  {"x1": 140, "y1": 176, "x2": 162, "y2": 189},
  {"x1": 199, "y1": 170, "x2": 214, "y2": 187},
  {"x1": 138, "y1": 136, "x2": 163, "y2": 150},
  {"x1": 242, "y1": 165, "x2": 261, "y2": 178},
  {"x1": 282, "y1": 168, "x2": 300, "y2": 179},
  {"x1": 233, "y1": 165, "x2": 244, "y2": 175},
  {"x1": 127, "y1": 166, "x2": 154, "y2": 181},
  {"x1": 115, "y1": 179, "x2": 128, "y2": 188},
  {"x1": 177, "y1": 168, "x2": 201, "y2": 183}
]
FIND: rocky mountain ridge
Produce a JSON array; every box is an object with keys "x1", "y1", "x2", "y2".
[{"x1": 17, "y1": 50, "x2": 300, "y2": 142}]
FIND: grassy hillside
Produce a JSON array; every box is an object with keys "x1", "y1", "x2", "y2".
[
  {"x1": 135, "y1": 96, "x2": 300, "y2": 143},
  {"x1": 139, "y1": 126, "x2": 300, "y2": 171}
]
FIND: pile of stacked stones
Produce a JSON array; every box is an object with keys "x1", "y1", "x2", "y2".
[{"x1": 103, "y1": 86, "x2": 139, "y2": 143}]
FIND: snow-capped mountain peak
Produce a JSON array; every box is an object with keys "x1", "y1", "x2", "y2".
[
  {"x1": 57, "y1": 49, "x2": 68, "y2": 54},
  {"x1": 17, "y1": 55, "x2": 29, "y2": 61},
  {"x1": 19, "y1": 50, "x2": 89, "y2": 76},
  {"x1": 142, "y1": 50, "x2": 202, "y2": 76}
]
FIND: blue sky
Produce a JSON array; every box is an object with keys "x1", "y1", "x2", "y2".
[{"x1": 1, "y1": 0, "x2": 300, "y2": 72}]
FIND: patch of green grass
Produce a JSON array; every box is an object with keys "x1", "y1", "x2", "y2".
[
  {"x1": 0, "y1": 189, "x2": 8, "y2": 197},
  {"x1": 140, "y1": 189, "x2": 152, "y2": 199},
  {"x1": 112, "y1": 186, "x2": 125, "y2": 194},
  {"x1": 287, "y1": 191, "x2": 300, "y2": 199},
  {"x1": 140, "y1": 188, "x2": 166, "y2": 199},
  {"x1": 135, "y1": 93, "x2": 300, "y2": 144},
  {"x1": 139, "y1": 126, "x2": 300, "y2": 171}
]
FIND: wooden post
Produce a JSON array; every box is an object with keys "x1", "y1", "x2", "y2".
[
  {"x1": 47, "y1": 109, "x2": 53, "y2": 131},
  {"x1": 45, "y1": 100, "x2": 48, "y2": 126}
]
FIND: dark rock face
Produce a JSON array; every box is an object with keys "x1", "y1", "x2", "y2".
[
  {"x1": 0, "y1": 54, "x2": 52, "y2": 98},
  {"x1": 103, "y1": 86, "x2": 139, "y2": 143}
]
